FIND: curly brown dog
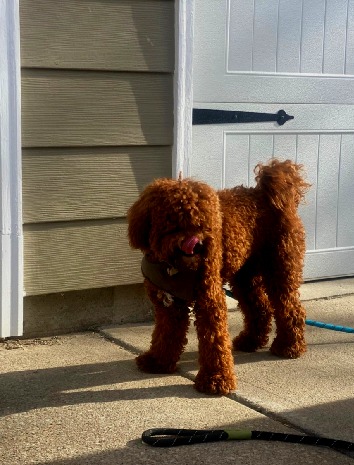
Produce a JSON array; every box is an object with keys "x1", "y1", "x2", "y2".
[{"x1": 127, "y1": 159, "x2": 310, "y2": 395}]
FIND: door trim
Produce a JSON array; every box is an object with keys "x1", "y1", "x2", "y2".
[
  {"x1": 173, "y1": 0, "x2": 195, "y2": 178},
  {"x1": 0, "y1": 0, "x2": 23, "y2": 337}
]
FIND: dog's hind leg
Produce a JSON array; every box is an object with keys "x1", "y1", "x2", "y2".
[
  {"x1": 231, "y1": 264, "x2": 273, "y2": 352},
  {"x1": 264, "y1": 235, "x2": 307, "y2": 359},
  {"x1": 266, "y1": 285, "x2": 306, "y2": 359},
  {"x1": 136, "y1": 280, "x2": 190, "y2": 374}
]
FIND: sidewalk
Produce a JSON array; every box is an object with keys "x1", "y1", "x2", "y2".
[{"x1": 1, "y1": 279, "x2": 354, "y2": 464}]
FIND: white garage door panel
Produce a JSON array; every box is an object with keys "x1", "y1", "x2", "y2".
[
  {"x1": 338, "y1": 134, "x2": 354, "y2": 247},
  {"x1": 315, "y1": 135, "x2": 341, "y2": 250},
  {"x1": 192, "y1": 0, "x2": 354, "y2": 280},
  {"x1": 192, "y1": 127, "x2": 354, "y2": 279},
  {"x1": 194, "y1": 131, "x2": 354, "y2": 245},
  {"x1": 228, "y1": 0, "x2": 353, "y2": 75},
  {"x1": 191, "y1": 126, "x2": 225, "y2": 187},
  {"x1": 194, "y1": 0, "x2": 354, "y2": 104},
  {"x1": 305, "y1": 248, "x2": 354, "y2": 280}
]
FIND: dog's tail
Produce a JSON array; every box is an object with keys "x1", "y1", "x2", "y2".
[{"x1": 255, "y1": 159, "x2": 310, "y2": 213}]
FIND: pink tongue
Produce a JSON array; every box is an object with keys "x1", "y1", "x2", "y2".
[{"x1": 181, "y1": 236, "x2": 200, "y2": 255}]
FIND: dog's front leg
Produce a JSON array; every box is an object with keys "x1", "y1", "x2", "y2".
[
  {"x1": 136, "y1": 281, "x2": 190, "y2": 374},
  {"x1": 193, "y1": 290, "x2": 237, "y2": 395}
]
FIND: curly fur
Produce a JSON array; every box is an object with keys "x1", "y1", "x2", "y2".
[{"x1": 127, "y1": 159, "x2": 310, "y2": 395}]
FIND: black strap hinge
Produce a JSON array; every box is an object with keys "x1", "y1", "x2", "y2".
[{"x1": 193, "y1": 109, "x2": 294, "y2": 126}]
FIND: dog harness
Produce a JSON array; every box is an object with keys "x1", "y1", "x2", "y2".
[{"x1": 141, "y1": 255, "x2": 198, "y2": 302}]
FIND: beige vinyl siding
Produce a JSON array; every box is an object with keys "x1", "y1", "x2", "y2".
[
  {"x1": 20, "y1": 0, "x2": 174, "y2": 72},
  {"x1": 21, "y1": 70, "x2": 173, "y2": 147},
  {"x1": 23, "y1": 220, "x2": 142, "y2": 295},
  {"x1": 22, "y1": 147, "x2": 171, "y2": 223},
  {"x1": 20, "y1": 0, "x2": 174, "y2": 296}
]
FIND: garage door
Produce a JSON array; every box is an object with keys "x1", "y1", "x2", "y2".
[{"x1": 192, "y1": 0, "x2": 354, "y2": 280}]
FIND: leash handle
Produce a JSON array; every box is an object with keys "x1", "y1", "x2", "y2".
[
  {"x1": 142, "y1": 428, "x2": 354, "y2": 451},
  {"x1": 141, "y1": 428, "x2": 251, "y2": 447},
  {"x1": 142, "y1": 428, "x2": 227, "y2": 447}
]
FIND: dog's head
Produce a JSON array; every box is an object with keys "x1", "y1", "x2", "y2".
[{"x1": 127, "y1": 178, "x2": 222, "y2": 271}]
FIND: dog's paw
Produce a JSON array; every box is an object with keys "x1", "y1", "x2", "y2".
[
  {"x1": 270, "y1": 338, "x2": 306, "y2": 359},
  {"x1": 194, "y1": 371, "x2": 237, "y2": 396},
  {"x1": 233, "y1": 332, "x2": 268, "y2": 352},
  {"x1": 136, "y1": 352, "x2": 177, "y2": 374}
]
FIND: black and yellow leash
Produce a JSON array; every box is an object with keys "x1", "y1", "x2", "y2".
[{"x1": 142, "y1": 428, "x2": 354, "y2": 451}]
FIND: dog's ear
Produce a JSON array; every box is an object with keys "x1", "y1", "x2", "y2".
[{"x1": 127, "y1": 190, "x2": 152, "y2": 252}]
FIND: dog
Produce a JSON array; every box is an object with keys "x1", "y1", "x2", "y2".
[{"x1": 127, "y1": 159, "x2": 310, "y2": 395}]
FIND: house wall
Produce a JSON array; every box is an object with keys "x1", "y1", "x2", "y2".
[{"x1": 20, "y1": 0, "x2": 174, "y2": 334}]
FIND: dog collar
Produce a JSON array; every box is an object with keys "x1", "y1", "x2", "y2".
[{"x1": 141, "y1": 255, "x2": 198, "y2": 302}]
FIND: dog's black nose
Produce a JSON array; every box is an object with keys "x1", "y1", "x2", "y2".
[{"x1": 193, "y1": 242, "x2": 203, "y2": 254}]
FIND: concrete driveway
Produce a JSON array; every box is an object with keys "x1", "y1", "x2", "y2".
[{"x1": 1, "y1": 279, "x2": 353, "y2": 464}]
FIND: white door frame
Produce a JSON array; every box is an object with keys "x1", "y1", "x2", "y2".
[
  {"x1": 173, "y1": 0, "x2": 195, "y2": 179},
  {"x1": 0, "y1": 0, "x2": 23, "y2": 338}
]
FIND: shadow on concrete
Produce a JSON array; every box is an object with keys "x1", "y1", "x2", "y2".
[
  {"x1": 2, "y1": 343, "x2": 328, "y2": 418},
  {"x1": 0, "y1": 357, "x2": 203, "y2": 417}
]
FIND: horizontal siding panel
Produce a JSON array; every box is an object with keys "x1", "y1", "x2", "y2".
[
  {"x1": 22, "y1": 69, "x2": 173, "y2": 147},
  {"x1": 20, "y1": 0, "x2": 174, "y2": 72},
  {"x1": 24, "y1": 220, "x2": 143, "y2": 295},
  {"x1": 22, "y1": 146, "x2": 171, "y2": 223}
]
